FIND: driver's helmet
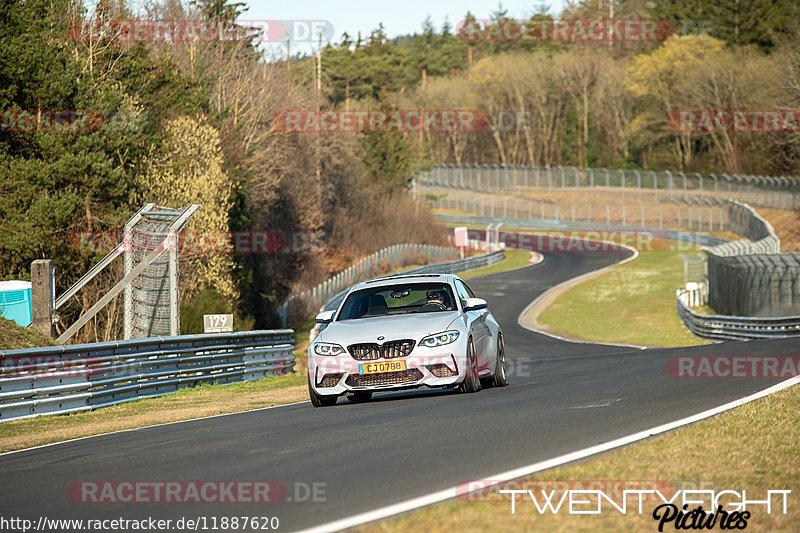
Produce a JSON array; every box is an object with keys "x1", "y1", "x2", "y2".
[{"x1": 426, "y1": 290, "x2": 445, "y2": 303}]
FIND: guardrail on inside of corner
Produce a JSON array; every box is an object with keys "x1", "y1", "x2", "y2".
[{"x1": 677, "y1": 292, "x2": 800, "y2": 342}]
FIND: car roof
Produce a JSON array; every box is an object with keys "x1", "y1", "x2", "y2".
[{"x1": 352, "y1": 273, "x2": 459, "y2": 290}]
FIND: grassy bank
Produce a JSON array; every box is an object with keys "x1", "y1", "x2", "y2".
[
  {"x1": 0, "y1": 317, "x2": 58, "y2": 350},
  {"x1": 458, "y1": 248, "x2": 534, "y2": 279},
  {"x1": 538, "y1": 243, "x2": 708, "y2": 347},
  {"x1": 359, "y1": 381, "x2": 800, "y2": 532}
]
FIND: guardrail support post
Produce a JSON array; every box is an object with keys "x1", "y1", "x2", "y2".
[{"x1": 31, "y1": 259, "x2": 55, "y2": 338}]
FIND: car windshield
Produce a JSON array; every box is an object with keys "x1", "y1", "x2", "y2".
[{"x1": 337, "y1": 282, "x2": 457, "y2": 320}]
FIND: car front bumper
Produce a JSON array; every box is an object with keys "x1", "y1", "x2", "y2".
[{"x1": 308, "y1": 347, "x2": 468, "y2": 395}]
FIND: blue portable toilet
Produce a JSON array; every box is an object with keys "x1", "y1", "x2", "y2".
[{"x1": 0, "y1": 281, "x2": 33, "y2": 326}]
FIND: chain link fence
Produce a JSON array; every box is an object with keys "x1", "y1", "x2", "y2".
[
  {"x1": 418, "y1": 165, "x2": 800, "y2": 335},
  {"x1": 127, "y1": 210, "x2": 176, "y2": 338},
  {"x1": 418, "y1": 164, "x2": 800, "y2": 232},
  {"x1": 422, "y1": 164, "x2": 799, "y2": 209},
  {"x1": 123, "y1": 205, "x2": 200, "y2": 339}
]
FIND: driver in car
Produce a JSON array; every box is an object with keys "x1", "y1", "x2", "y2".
[{"x1": 425, "y1": 290, "x2": 451, "y2": 311}]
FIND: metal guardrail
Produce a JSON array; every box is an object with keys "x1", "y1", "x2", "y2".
[
  {"x1": 308, "y1": 250, "x2": 506, "y2": 340},
  {"x1": 441, "y1": 212, "x2": 800, "y2": 342},
  {"x1": 0, "y1": 330, "x2": 295, "y2": 423},
  {"x1": 677, "y1": 291, "x2": 800, "y2": 342},
  {"x1": 319, "y1": 250, "x2": 506, "y2": 313},
  {"x1": 434, "y1": 213, "x2": 729, "y2": 247},
  {"x1": 277, "y1": 244, "x2": 462, "y2": 324}
]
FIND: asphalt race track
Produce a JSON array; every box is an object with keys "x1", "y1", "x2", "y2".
[{"x1": 1, "y1": 249, "x2": 797, "y2": 532}]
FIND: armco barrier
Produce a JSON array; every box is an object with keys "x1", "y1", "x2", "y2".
[
  {"x1": 0, "y1": 330, "x2": 294, "y2": 423},
  {"x1": 677, "y1": 291, "x2": 800, "y2": 341},
  {"x1": 319, "y1": 250, "x2": 506, "y2": 313},
  {"x1": 277, "y1": 244, "x2": 504, "y2": 324},
  {"x1": 278, "y1": 244, "x2": 458, "y2": 324},
  {"x1": 434, "y1": 213, "x2": 729, "y2": 247}
]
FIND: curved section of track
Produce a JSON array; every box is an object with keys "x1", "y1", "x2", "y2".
[{"x1": 0, "y1": 249, "x2": 795, "y2": 532}]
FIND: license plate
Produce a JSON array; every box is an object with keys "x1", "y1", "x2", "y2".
[{"x1": 358, "y1": 360, "x2": 407, "y2": 375}]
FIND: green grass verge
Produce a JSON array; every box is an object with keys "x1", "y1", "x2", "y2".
[
  {"x1": 458, "y1": 248, "x2": 534, "y2": 279},
  {"x1": 359, "y1": 382, "x2": 800, "y2": 532},
  {"x1": 538, "y1": 245, "x2": 708, "y2": 347},
  {"x1": 0, "y1": 316, "x2": 58, "y2": 350}
]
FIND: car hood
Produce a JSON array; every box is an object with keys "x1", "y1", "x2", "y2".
[{"x1": 318, "y1": 312, "x2": 461, "y2": 344}]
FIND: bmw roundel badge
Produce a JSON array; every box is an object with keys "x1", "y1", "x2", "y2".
[{"x1": 377, "y1": 336, "x2": 385, "y2": 341}]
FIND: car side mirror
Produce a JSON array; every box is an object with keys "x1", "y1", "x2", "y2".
[
  {"x1": 315, "y1": 310, "x2": 335, "y2": 323},
  {"x1": 463, "y1": 297, "x2": 488, "y2": 311}
]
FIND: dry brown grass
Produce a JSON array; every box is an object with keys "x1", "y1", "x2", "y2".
[
  {"x1": 758, "y1": 208, "x2": 800, "y2": 252},
  {"x1": 439, "y1": 188, "x2": 736, "y2": 233}
]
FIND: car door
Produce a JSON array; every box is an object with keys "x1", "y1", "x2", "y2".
[{"x1": 455, "y1": 279, "x2": 488, "y2": 358}]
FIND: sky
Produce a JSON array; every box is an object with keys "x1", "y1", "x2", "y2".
[{"x1": 242, "y1": 0, "x2": 568, "y2": 54}]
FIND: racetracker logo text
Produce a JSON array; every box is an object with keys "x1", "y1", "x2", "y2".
[
  {"x1": 668, "y1": 110, "x2": 800, "y2": 133},
  {"x1": 68, "y1": 481, "x2": 327, "y2": 504},
  {"x1": 68, "y1": 20, "x2": 334, "y2": 44},
  {"x1": 666, "y1": 356, "x2": 800, "y2": 378},
  {"x1": 455, "y1": 19, "x2": 673, "y2": 42},
  {"x1": 272, "y1": 110, "x2": 491, "y2": 133},
  {"x1": 1, "y1": 110, "x2": 104, "y2": 133}
]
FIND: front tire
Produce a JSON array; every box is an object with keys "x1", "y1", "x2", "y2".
[
  {"x1": 457, "y1": 338, "x2": 480, "y2": 393},
  {"x1": 308, "y1": 374, "x2": 338, "y2": 407}
]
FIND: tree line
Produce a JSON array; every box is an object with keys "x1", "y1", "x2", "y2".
[{"x1": 2, "y1": 0, "x2": 799, "y2": 339}]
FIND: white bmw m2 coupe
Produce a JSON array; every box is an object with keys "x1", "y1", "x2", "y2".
[{"x1": 307, "y1": 273, "x2": 506, "y2": 407}]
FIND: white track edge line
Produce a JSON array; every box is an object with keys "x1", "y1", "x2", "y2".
[
  {"x1": 0, "y1": 399, "x2": 309, "y2": 457},
  {"x1": 516, "y1": 241, "x2": 645, "y2": 349},
  {"x1": 296, "y1": 376, "x2": 800, "y2": 533}
]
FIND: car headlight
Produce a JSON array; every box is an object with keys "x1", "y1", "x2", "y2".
[
  {"x1": 419, "y1": 330, "x2": 460, "y2": 348},
  {"x1": 313, "y1": 342, "x2": 346, "y2": 356}
]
